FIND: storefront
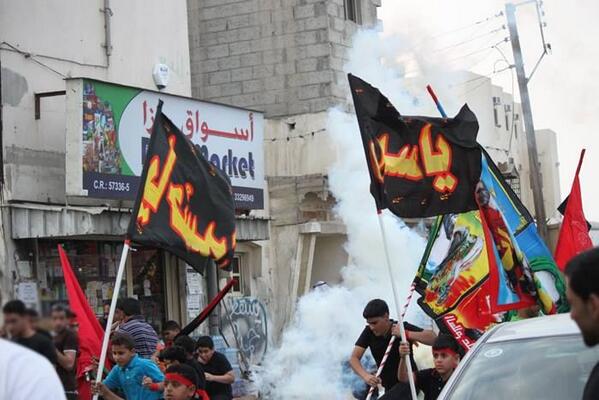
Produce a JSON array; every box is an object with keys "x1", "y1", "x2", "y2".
[
  {"x1": 35, "y1": 240, "x2": 167, "y2": 331},
  {"x1": 10, "y1": 205, "x2": 269, "y2": 332},
  {"x1": 7, "y1": 77, "x2": 268, "y2": 331}
]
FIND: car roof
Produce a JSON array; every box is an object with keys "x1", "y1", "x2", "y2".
[{"x1": 486, "y1": 313, "x2": 580, "y2": 343}]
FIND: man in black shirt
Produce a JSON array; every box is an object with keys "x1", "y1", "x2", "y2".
[
  {"x1": 350, "y1": 299, "x2": 434, "y2": 398},
  {"x1": 174, "y1": 335, "x2": 207, "y2": 389},
  {"x1": 197, "y1": 336, "x2": 235, "y2": 400},
  {"x1": 52, "y1": 304, "x2": 79, "y2": 400},
  {"x1": 2, "y1": 300, "x2": 57, "y2": 365},
  {"x1": 565, "y1": 248, "x2": 599, "y2": 400},
  {"x1": 398, "y1": 334, "x2": 460, "y2": 400}
]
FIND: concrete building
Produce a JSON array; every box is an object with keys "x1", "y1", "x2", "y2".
[
  {"x1": 451, "y1": 72, "x2": 561, "y2": 220},
  {"x1": 535, "y1": 129, "x2": 561, "y2": 219},
  {"x1": 186, "y1": 1, "x2": 562, "y2": 342},
  {"x1": 0, "y1": 1, "x2": 268, "y2": 332},
  {"x1": 187, "y1": 0, "x2": 382, "y2": 339}
]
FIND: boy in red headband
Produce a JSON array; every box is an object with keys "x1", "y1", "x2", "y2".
[
  {"x1": 397, "y1": 334, "x2": 461, "y2": 400},
  {"x1": 164, "y1": 364, "x2": 209, "y2": 400}
]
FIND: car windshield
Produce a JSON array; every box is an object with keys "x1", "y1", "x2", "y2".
[{"x1": 446, "y1": 334, "x2": 599, "y2": 400}]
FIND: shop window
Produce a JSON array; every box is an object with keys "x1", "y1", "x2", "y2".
[
  {"x1": 39, "y1": 241, "x2": 124, "y2": 317},
  {"x1": 37, "y1": 240, "x2": 167, "y2": 333},
  {"x1": 130, "y1": 247, "x2": 166, "y2": 333},
  {"x1": 219, "y1": 256, "x2": 245, "y2": 296},
  {"x1": 231, "y1": 257, "x2": 243, "y2": 294}
]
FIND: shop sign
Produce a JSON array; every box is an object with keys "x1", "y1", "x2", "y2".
[{"x1": 65, "y1": 78, "x2": 265, "y2": 209}]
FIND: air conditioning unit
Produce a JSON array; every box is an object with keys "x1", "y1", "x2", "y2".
[{"x1": 498, "y1": 157, "x2": 518, "y2": 177}]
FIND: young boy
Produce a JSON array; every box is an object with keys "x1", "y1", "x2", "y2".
[
  {"x1": 397, "y1": 334, "x2": 461, "y2": 400},
  {"x1": 163, "y1": 364, "x2": 204, "y2": 400},
  {"x1": 196, "y1": 336, "x2": 235, "y2": 400},
  {"x1": 163, "y1": 321, "x2": 181, "y2": 348},
  {"x1": 147, "y1": 345, "x2": 208, "y2": 399},
  {"x1": 93, "y1": 332, "x2": 164, "y2": 400}
]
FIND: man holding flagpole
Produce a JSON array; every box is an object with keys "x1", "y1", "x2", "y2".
[{"x1": 350, "y1": 299, "x2": 433, "y2": 399}]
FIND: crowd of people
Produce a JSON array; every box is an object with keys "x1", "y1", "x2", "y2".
[
  {"x1": 348, "y1": 247, "x2": 599, "y2": 400},
  {"x1": 0, "y1": 296, "x2": 236, "y2": 400},
  {"x1": 3, "y1": 247, "x2": 599, "y2": 400}
]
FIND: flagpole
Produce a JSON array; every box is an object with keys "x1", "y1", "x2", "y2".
[
  {"x1": 92, "y1": 239, "x2": 131, "y2": 400},
  {"x1": 575, "y1": 149, "x2": 586, "y2": 177},
  {"x1": 426, "y1": 84, "x2": 448, "y2": 118},
  {"x1": 371, "y1": 211, "x2": 418, "y2": 400}
]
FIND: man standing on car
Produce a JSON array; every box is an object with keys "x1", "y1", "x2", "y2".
[{"x1": 565, "y1": 247, "x2": 599, "y2": 400}]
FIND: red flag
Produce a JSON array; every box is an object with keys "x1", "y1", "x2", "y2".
[
  {"x1": 554, "y1": 150, "x2": 593, "y2": 270},
  {"x1": 58, "y1": 245, "x2": 107, "y2": 399}
]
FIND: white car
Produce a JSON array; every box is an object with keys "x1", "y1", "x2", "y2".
[{"x1": 437, "y1": 314, "x2": 599, "y2": 400}]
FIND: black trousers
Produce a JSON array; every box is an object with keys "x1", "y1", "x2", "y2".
[
  {"x1": 378, "y1": 382, "x2": 413, "y2": 400},
  {"x1": 209, "y1": 394, "x2": 233, "y2": 400}
]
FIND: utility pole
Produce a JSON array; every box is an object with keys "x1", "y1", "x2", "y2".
[
  {"x1": 206, "y1": 260, "x2": 220, "y2": 335},
  {"x1": 505, "y1": 2, "x2": 548, "y2": 240}
]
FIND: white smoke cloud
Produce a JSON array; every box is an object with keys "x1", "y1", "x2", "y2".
[{"x1": 255, "y1": 28, "x2": 430, "y2": 399}]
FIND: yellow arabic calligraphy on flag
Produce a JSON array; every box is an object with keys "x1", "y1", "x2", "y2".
[{"x1": 128, "y1": 101, "x2": 236, "y2": 272}]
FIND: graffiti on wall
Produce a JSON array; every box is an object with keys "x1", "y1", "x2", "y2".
[{"x1": 221, "y1": 296, "x2": 268, "y2": 366}]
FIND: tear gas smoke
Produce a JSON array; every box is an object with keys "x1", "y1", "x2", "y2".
[{"x1": 255, "y1": 28, "x2": 445, "y2": 399}]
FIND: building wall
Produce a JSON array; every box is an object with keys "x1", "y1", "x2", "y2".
[
  {"x1": 310, "y1": 234, "x2": 348, "y2": 286},
  {"x1": 449, "y1": 73, "x2": 565, "y2": 217},
  {"x1": 187, "y1": 0, "x2": 379, "y2": 118},
  {"x1": 187, "y1": 0, "x2": 381, "y2": 341},
  {"x1": 0, "y1": 0, "x2": 191, "y2": 304},
  {"x1": 535, "y1": 129, "x2": 562, "y2": 219},
  {"x1": 0, "y1": 0, "x2": 191, "y2": 204}
]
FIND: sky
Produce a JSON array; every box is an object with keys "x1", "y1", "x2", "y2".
[{"x1": 378, "y1": 0, "x2": 599, "y2": 221}]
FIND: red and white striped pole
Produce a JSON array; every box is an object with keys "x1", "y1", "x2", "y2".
[{"x1": 365, "y1": 282, "x2": 417, "y2": 400}]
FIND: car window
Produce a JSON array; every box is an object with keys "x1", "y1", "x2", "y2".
[{"x1": 445, "y1": 335, "x2": 599, "y2": 400}]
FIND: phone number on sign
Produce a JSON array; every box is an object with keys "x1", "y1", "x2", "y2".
[
  {"x1": 93, "y1": 180, "x2": 131, "y2": 192},
  {"x1": 234, "y1": 192, "x2": 254, "y2": 202}
]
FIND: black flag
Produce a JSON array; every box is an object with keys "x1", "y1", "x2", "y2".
[
  {"x1": 128, "y1": 101, "x2": 236, "y2": 272},
  {"x1": 558, "y1": 195, "x2": 591, "y2": 232},
  {"x1": 348, "y1": 74, "x2": 482, "y2": 217}
]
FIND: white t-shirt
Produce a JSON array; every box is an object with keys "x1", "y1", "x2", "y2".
[{"x1": 0, "y1": 338, "x2": 67, "y2": 400}]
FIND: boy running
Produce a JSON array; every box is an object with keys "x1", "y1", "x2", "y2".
[{"x1": 92, "y1": 332, "x2": 164, "y2": 400}]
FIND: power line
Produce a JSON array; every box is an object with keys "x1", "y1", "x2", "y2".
[
  {"x1": 0, "y1": 41, "x2": 67, "y2": 77},
  {"x1": 444, "y1": 38, "x2": 509, "y2": 65},
  {"x1": 451, "y1": 66, "x2": 513, "y2": 99},
  {"x1": 432, "y1": 25, "x2": 507, "y2": 54},
  {"x1": 401, "y1": 38, "x2": 509, "y2": 77},
  {"x1": 419, "y1": 11, "x2": 504, "y2": 43},
  {"x1": 0, "y1": 41, "x2": 107, "y2": 69},
  {"x1": 266, "y1": 128, "x2": 327, "y2": 142},
  {"x1": 451, "y1": 64, "x2": 513, "y2": 88}
]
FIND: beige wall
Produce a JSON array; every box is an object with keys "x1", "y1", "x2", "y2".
[
  {"x1": 265, "y1": 112, "x2": 333, "y2": 177},
  {"x1": 535, "y1": 129, "x2": 562, "y2": 219},
  {"x1": 310, "y1": 234, "x2": 348, "y2": 286},
  {"x1": 0, "y1": 0, "x2": 191, "y2": 203},
  {"x1": 0, "y1": 0, "x2": 191, "y2": 302}
]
